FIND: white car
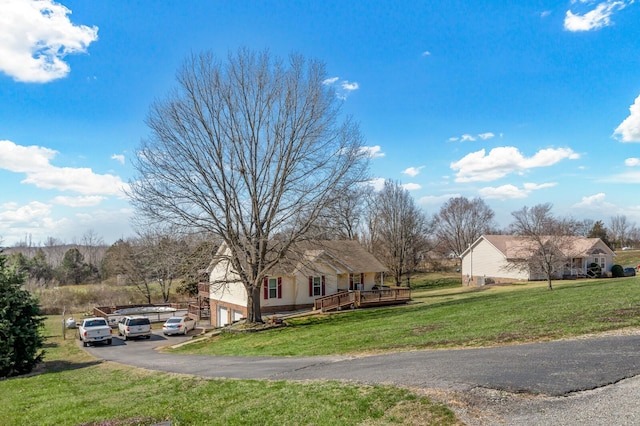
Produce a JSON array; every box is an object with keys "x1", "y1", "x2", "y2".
[{"x1": 162, "y1": 316, "x2": 197, "y2": 335}]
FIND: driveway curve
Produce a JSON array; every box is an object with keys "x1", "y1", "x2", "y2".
[{"x1": 85, "y1": 331, "x2": 640, "y2": 424}]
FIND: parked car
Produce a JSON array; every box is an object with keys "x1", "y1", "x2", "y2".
[
  {"x1": 118, "y1": 316, "x2": 152, "y2": 340},
  {"x1": 624, "y1": 267, "x2": 636, "y2": 277},
  {"x1": 162, "y1": 316, "x2": 197, "y2": 335},
  {"x1": 78, "y1": 317, "x2": 112, "y2": 347}
]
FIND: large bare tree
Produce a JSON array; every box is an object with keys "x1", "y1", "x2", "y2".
[
  {"x1": 129, "y1": 49, "x2": 369, "y2": 323},
  {"x1": 509, "y1": 203, "x2": 578, "y2": 290},
  {"x1": 369, "y1": 180, "x2": 433, "y2": 286},
  {"x1": 436, "y1": 196, "x2": 496, "y2": 257}
]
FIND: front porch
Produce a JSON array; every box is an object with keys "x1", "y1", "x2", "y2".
[{"x1": 313, "y1": 287, "x2": 412, "y2": 312}]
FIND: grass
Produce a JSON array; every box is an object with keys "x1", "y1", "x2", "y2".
[
  {"x1": 0, "y1": 316, "x2": 458, "y2": 426},
  {"x1": 173, "y1": 276, "x2": 640, "y2": 357}
]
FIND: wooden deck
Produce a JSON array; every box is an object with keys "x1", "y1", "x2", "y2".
[{"x1": 313, "y1": 287, "x2": 411, "y2": 312}]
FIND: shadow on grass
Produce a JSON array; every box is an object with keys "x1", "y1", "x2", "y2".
[{"x1": 37, "y1": 359, "x2": 102, "y2": 375}]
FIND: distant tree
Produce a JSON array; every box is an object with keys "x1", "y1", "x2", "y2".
[
  {"x1": 138, "y1": 230, "x2": 191, "y2": 303},
  {"x1": 587, "y1": 220, "x2": 612, "y2": 249},
  {"x1": 0, "y1": 252, "x2": 45, "y2": 378},
  {"x1": 6, "y1": 252, "x2": 29, "y2": 275},
  {"x1": 177, "y1": 237, "x2": 219, "y2": 298},
  {"x1": 80, "y1": 229, "x2": 105, "y2": 277},
  {"x1": 509, "y1": 203, "x2": 578, "y2": 290},
  {"x1": 369, "y1": 180, "x2": 433, "y2": 286},
  {"x1": 129, "y1": 49, "x2": 368, "y2": 323},
  {"x1": 103, "y1": 239, "x2": 153, "y2": 303},
  {"x1": 436, "y1": 196, "x2": 496, "y2": 257},
  {"x1": 56, "y1": 248, "x2": 89, "y2": 285},
  {"x1": 609, "y1": 215, "x2": 631, "y2": 250}
]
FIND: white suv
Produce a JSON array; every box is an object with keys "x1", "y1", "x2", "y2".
[{"x1": 118, "y1": 316, "x2": 152, "y2": 340}]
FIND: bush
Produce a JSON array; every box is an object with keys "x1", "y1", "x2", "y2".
[
  {"x1": 0, "y1": 252, "x2": 45, "y2": 378},
  {"x1": 611, "y1": 264, "x2": 625, "y2": 278}
]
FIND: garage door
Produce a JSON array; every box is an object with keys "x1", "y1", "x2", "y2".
[
  {"x1": 217, "y1": 306, "x2": 229, "y2": 327},
  {"x1": 233, "y1": 310, "x2": 244, "y2": 322}
]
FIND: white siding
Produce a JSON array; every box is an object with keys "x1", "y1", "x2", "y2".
[{"x1": 461, "y1": 239, "x2": 528, "y2": 282}]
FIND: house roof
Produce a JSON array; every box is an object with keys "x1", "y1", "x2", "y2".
[
  {"x1": 276, "y1": 239, "x2": 388, "y2": 275},
  {"x1": 209, "y1": 239, "x2": 387, "y2": 276},
  {"x1": 473, "y1": 234, "x2": 615, "y2": 259}
]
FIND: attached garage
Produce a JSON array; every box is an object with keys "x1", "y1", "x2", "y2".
[{"x1": 217, "y1": 306, "x2": 229, "y2": 327}]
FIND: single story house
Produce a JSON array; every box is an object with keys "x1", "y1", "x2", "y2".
[
  {"x1": 206, "y1": 240, "x2": 388, "y2": 326},
  {"x1": 460, "y1": 234, "x2": 615, "y2": 285}
]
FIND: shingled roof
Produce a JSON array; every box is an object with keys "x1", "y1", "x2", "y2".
[{"x1": 481, "y1": 234, "x2": 613, "y2": 259}]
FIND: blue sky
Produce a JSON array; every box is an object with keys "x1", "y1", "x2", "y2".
[{"x1": 1, "y1": 0, "x2": 640, "y2": 246}]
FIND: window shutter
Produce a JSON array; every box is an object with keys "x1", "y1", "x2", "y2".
[
  {"x1": 263, "y1": 277, "x2": 268, "y2": 299},
  {"x1": 321, "y1": 275, "x2": 326, "y2": 296},
  {"x1": 360, "y1": 273, "x2": 364, "y2": 288},
  {"x1": 277, "y1": 277, "x2": 282, "y2": 299},
  {"x1": 309, "y1": 276, "x2": 313, "y2": 297},
  {"x1": 349, "y1": 274, "x2": 353, "y2": 290}
]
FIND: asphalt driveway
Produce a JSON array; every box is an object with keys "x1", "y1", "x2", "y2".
[{"x1": 85, "y1": 331, "x2": 640, "y2": 396}]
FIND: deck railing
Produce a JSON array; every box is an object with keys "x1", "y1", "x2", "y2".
[
  {"x1": 313, "y1": 287, "x2": 411, "y2": 312},
  {"x1": 313, "y1": 291, "x2": 354, "y2": 311}
]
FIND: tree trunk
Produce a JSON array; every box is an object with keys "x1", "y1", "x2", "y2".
[
  {"x1": 547, "y1": 276, "x2": 553, "y2": 290},
  {"x1": 245, "y1": 284, "x2": 263, "y2": 323}
]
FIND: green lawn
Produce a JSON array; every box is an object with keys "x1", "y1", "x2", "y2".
[
  {"x1": 0, "y1": 316, "x2": 458, "y2": 426},
  {"x1": 174, "y1": 276, "x2": 640, "y2": 357}
]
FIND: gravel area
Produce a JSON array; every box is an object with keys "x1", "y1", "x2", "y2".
[{"x1": 428, "y1": 375, "x2": 640, "y2": 425}]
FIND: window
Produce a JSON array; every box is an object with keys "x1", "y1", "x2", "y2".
[
  {"x1": 594, "y1": 257, "x2": 606, "y2": 269},
  {"x1": 309, "y1": 275, "x2": 325, "y2": 297},
  {"x1": 268, "y1": 278, "x2": 278, "y2": 299},
  {"x1": 263, "y1": 277, "x2": 282, "y2": 299}
]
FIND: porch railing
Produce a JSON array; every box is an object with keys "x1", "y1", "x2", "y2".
[{"x1": 313, "y1": 287, "x2": 411, "y2": 312}]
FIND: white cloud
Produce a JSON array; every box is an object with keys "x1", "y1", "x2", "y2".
[
  {"x1": 572, "y1": 192, "x2": 616, "y2": 210},
  {"x1": 402, "y1": 166, "x2": 424, "y2": 177},
  {"x1": 402, "y1": 183, "x2": 421, "y2": 191},
  {"x1": 0, "y1": 0, "x2": 98, "y2": 83},
  {"x1": 479, "y1": 182, "x2": 556, "y2": 200},
  {"x1": 111, "y1": 154, "x2": 125, "y2": 164},
  {"x1": 478, "y1": 132, "x2": 495, "y2": 140},
  {"x1": 523, "y1": 182, "x2": 557, "y2": 191},
  {"x1": 0, "y1": 139, "x2": 129, "y2": 196},
  {"x1": 51, "y1": 195, "x2": 106, "y2": 207},
  {"x1": 323, "y1": 76, "x2": 359, "y2": 99},
  {"x1": 604, "y1": 170, "x2": 640, "y2": 183},
  {"x1": 341, "y1": 81, "x2": 359, "y2": 91},
  {"x1": 422, "y1": 51, "x2": 431, "y2": 56},
  {"x1": 0, "y1": 201, "x2": 52, "y2": 225},
  {"x1": 625, "y1": 158, "x2": 640, "y2": 166},
  {"x1": 541, "y1": 10, "x2": 552, "y2": 18},
  {"x1": 360, "y1": 145, "x2": 385, "y2": 158},
  {"x1": 418, "y1": 193, "x2": 461, "y2": 206},
  {"x1": 450, "y1": 146, "x2": 580, "y2": 182},
  {"x1": 367, "y1": 177, "x2": 386, "y2": 191},
  {"x1": 564, "y1": 0, "x2": 631, "y2": 32},
  {"x1": 613, "y1": 94, "x2": 640, "y2": 142},
  {"x1": 449, "y1": 132, "x2": 495, "y2": 142}
]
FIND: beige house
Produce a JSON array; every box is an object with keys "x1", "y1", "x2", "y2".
[
  {"x1": 207, "y1": 240, "x2": 387, "y2": 326},
  {"x1": 460, "y1": 234, "x2": 615, "y2": 285}
]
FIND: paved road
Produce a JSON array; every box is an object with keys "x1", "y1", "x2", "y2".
[{"x1": 85, "y1": 331, "x2": 640, "y2": 424}]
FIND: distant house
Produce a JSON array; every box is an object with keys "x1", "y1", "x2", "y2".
[
  {"x1": 460, "y1": 235, "x2": 615, "y2": 285},
  {"x1": 206, "y1": 240, "x2": 389, "y2": 326}
]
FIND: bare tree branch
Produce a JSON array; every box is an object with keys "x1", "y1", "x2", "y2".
[{"x1": 129, "y1": 49, "x2": 369, "y2": 322}]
